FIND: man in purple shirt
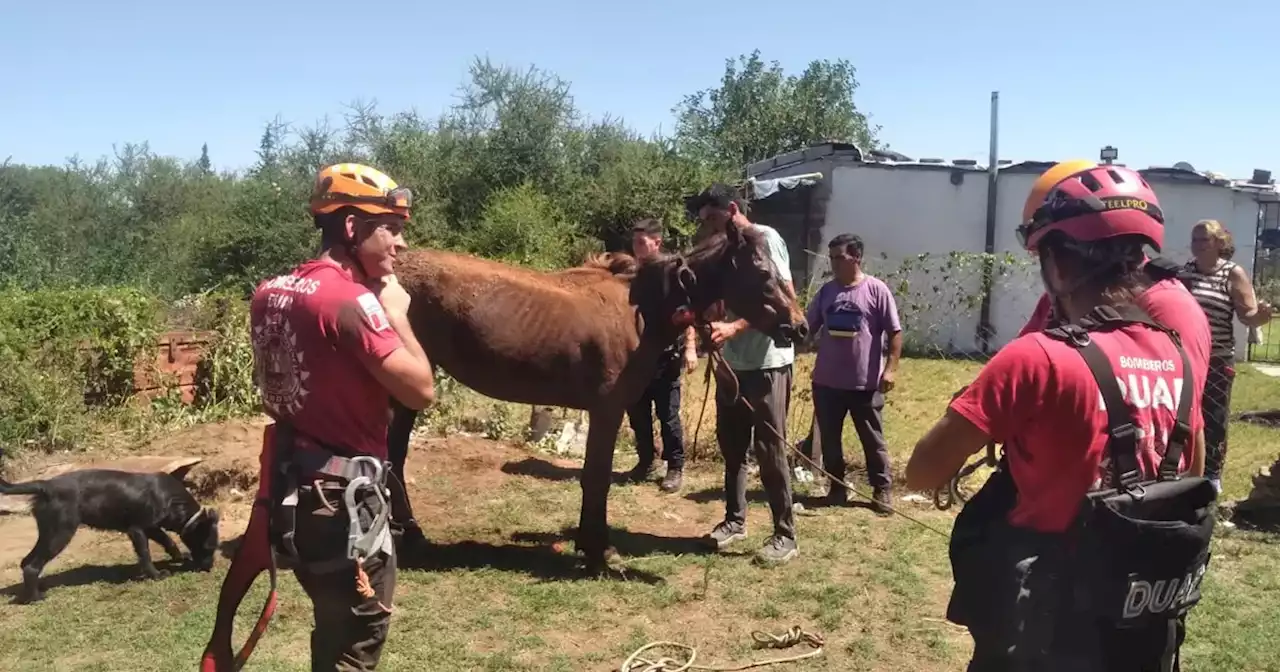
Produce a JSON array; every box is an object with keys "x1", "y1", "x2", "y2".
[{"x1": 805, "y1": 233, "x2": 903, "y2": 515}]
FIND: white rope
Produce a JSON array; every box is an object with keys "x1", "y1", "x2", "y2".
[{"x1": 620, "y1": 626, "x2": 825, "y2": 672}]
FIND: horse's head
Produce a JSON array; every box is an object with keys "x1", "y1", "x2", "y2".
[{"x1": 631, "y1": 222, "x2": 807, "y2": 347}]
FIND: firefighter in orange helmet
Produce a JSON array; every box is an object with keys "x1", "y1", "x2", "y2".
[{"x1": 203, "y1": 163, "x2": 434, "y2": 671}]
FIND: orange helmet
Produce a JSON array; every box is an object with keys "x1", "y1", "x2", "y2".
[
  {"x1": 309, "y1": 163, "x2": 412, "y2": 218},
  {"x1": 1020, "y1": 159, "x2": 1099, "y2": 224},
  {"x1": 1018, "y1": 159, "x2": 1165, "y2": 252}
]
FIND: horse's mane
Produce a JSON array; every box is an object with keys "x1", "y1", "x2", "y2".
[
  {"x1": 579, "y1": 251, "x2": 640, "y2": 279},
  {"x1": 553, "y1": 226, "x2": 766, "y2": 291}
]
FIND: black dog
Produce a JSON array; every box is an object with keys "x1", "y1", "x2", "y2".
[{"x1": 0, "y1": 468, "x2": 220, "y2": 604}]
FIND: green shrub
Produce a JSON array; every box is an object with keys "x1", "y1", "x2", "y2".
[
  {"x1": 464, "y1": 183, "x2": 596, "y2": 270},
  {"x1": 0, "y1": 287, "x2": 163, "y2": 455}
]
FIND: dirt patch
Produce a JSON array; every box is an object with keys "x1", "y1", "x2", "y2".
[
  {"x1": 0, "y1": 419, "x2": 626, "y2": 597},
  {"x1": 403, "y1": 434, "x2": 543, "y2": 510},
  {"x1": 140, "y1": 417, "x2": 271, "y2": 500}
]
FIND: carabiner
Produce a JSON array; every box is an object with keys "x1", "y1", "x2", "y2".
[{"x1": 343, "y1": 457, "x2": 391, "y2": 561}]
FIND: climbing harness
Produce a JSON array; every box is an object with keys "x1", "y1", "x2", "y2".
[
  {"x1": 933, "y1": 442, "x2": 999, "y2": 511},
  {"x1": 201, "y1": 424, "x2": 393, "y2": 671},
  {"x1": 621, "y1": 626, "x2": 825, "y2": 672}
]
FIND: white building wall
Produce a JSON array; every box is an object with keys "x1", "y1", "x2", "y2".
[{"x1": 809, "y1": 163, "x2": 1262, "y2": 358}]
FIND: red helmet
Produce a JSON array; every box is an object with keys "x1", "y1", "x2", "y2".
[{"x1": 1018, "y1": 161, "x2": 1165, "y2": 253}]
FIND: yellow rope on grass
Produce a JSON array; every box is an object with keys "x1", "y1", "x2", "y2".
[{"x1": 620, "y1": 626, "x2": 824, "y2": 672}]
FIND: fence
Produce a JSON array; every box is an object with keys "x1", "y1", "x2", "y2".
[
  {"x1": 677, "y1": 251, "x2": 1045, "y2": 466},
  {"x1": 670, "y1": 248, "x2": 1241, "y2": 507}
]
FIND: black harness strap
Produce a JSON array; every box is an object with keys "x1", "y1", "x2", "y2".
[
  {"x1": 1043, "y1": 303, "x2": 1203, "y2": 672},
  {"x1": 1043, "y1": 304, "x2": 1194, "y2": 490},
  {"x1": 947, "y1": 302, "x2": 1209, "y2": 672}
]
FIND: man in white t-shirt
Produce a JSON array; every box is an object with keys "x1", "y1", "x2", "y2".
[{"x1": 692, "y1": 183, "x2": 799, "y2": 566}]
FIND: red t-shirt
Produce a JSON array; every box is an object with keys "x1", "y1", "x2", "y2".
[
  {"x1": 249, "y1": 259, "x2": 404, "y2": 459},
  {"x1": 951, "y1": 322, "x2": 1205, "y2": 533},
  {"x1": 1018, "y1": 279, "x2": 1211, "y2": 381}
]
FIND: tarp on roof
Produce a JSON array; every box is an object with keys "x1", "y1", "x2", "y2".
[{"x1": 747, "y1": 172, "x2": 823, "y2": 200}]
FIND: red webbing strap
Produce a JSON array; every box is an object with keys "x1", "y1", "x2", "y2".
[{"x1": 200, "y1": 425, "x2": 282, "y2": 671}]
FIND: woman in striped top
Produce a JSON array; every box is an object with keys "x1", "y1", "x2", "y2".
[{"x1": 1185, "y1": 219, "x2": 1274, "y2": 492}]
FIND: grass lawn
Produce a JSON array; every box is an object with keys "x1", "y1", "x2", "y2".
[{"x1": 0, "y1": 354, "x2": 1278, "y2": 671}]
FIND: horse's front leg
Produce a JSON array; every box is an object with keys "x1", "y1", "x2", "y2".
[{"x1": 577, "y1": 406, "x2": 623, "y2": 571}]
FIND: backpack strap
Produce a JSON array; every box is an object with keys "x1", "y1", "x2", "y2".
[{"x1": 1042, "y1": 304, "x2": 1194, "y2": 488}]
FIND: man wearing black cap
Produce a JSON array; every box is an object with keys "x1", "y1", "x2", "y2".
[
  {"x1": 623, "y1": 217, "x2": 697, "y2": 492},
  {"x1": 692, "y1": 183, "x2": 801, "y2": 566}
]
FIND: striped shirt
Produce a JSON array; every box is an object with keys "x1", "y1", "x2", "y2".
[{"x1": 1183, "y1": 259, "x2": 1237, "y2": 358}]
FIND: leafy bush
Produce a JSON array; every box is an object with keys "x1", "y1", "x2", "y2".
[
  {"x1": 0, "y1": 287, "x2": 163, "y2": 455},
  {"x1": 179, "y1": 291, "x2": 258, "y2": 413},
  {"x1": 464, "y1": 183, "x2": 596, "y2": 270}
]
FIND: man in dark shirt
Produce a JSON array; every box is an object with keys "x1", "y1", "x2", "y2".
[{"x1": 623, "y1": 218, "x2": 697, "y2": 492}]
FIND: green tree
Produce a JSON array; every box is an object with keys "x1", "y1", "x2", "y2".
[
  {"x1": 465, "y1": 182, "x2": 594, "y2": 270},
  {"x1": 673, "y1": 50, "x2": 882, "y2": 170},
  {"x1": 197, "y1": 143, "x2": 212, "y2": 175}
]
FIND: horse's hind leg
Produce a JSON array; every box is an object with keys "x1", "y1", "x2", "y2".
[
  {"x1": 18, "y1": 507, "x2": 78, "y2": 604},
  {"x1": 577, "y1": 406, "x2": 623, "y2": 570}
]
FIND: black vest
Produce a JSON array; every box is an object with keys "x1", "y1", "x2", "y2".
[{"x1": 946, "y1": 304, "x2": 1217, "y2": 671}]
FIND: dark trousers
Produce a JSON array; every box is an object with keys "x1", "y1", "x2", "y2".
[
  {"x1": 716, "y1": 365, "x2": 795, "y2": 540},
  {"x1": 291, "y1": 483, "x2": 397, "y2": 671},
  {"x1": 1203, "y1": 356, "x2": 1235, "y2": 481},
  {"x1": 812, "y1": 384, "x2": 891, "y2": 492},
  {"x1": 626, "y1": 363, "x2": 685, "y2": 469}
]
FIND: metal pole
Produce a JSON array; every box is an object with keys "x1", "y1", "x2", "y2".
[{"x1": 977, "y1": 91, "x2": 1000, "y2": 354}]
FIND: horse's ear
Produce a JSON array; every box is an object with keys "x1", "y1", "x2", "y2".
[{"x1": 677, "y1": 262, "x2": 696, "y2": 291}]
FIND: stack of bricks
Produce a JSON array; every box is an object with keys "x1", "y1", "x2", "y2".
[{"x1": 131, "y1": 330, "x2": 214, "y2": 404}]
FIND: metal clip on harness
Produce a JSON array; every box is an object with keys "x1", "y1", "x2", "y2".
[{"x1": 343, "y1": 456, "x2": 391, "y2": 561}]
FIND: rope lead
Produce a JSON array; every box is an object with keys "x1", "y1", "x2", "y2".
[{"x1": 620, "y1": 626, "x2": 825, "y2": 672}]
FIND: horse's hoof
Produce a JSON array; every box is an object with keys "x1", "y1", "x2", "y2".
[
  {"x1": 576, "y1": 546, "x2": 622, "y2": 575},
  {"x1": 14, "y1": 590, "x2": 44, "y2": 605}
]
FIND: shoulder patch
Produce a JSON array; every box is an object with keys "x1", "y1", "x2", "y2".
[{"x1": 356, "y1": 292, "x2": 391, "y2": 332}]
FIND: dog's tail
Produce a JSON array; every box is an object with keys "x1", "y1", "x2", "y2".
[{"x1": 0, "y1": 477, "x2": 47, "y2": 497}]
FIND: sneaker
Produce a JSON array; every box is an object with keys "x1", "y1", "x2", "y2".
[
  {"x1": 706, "y1": 520, "x2": 747, "y2": 549},
  {"x1": 1210, "y1": 478, "x2": 1223, "y2": 495},
  {"x1": 754, "y1": 535, "x2": 798, "y2": 566},
  {"x1": 872, "y1": 486, "x2": 893, "y2": 516},
  {"x1": 660, "y1": 467, "x2": 683, "y2": 493}
]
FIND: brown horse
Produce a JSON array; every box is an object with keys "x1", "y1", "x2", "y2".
[{"x1": 389, "y1": 221, "x2": 807, "y2": 569}]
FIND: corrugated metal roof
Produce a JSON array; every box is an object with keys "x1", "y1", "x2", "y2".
[{"x1": 744, "y1": 142, "x2": 1279, "y2": 196}]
